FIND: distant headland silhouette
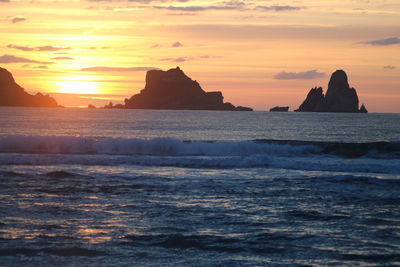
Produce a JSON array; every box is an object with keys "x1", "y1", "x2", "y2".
[
  {"x1": 0, "y1": 66, "x2": 368, "y2": 113},
  {"x1": 105, "y1": 67, "x2": 253, "y2": 111},
  {"x1": 295, "y1": 70, "x2": 368, "y2": 113},
  {"x1": 0, "y1": 67, "x2": 59, "y2": 107}
]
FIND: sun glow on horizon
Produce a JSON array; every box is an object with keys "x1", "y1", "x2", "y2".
[
  {"x1": 1, "y1": 0, "x2": 400, "y2": 111},
  {"x1": 55, "y1": 75, "x2": 103, "y2": 94}
]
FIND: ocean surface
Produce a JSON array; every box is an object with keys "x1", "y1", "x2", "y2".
[{"x1": 1, "y1": 107, "x2": 400, "y2": 266}]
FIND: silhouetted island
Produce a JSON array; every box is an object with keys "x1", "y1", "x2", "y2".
[
  {"x1": 270, "y1": 106, "x2": 289, "y2": 112},
  {"x1": 295, "y1": 70, "x2": 368, "y2": 113},
  {"x1": 109, "y1": 67, "x2": 252, "y2": 111},
  {"x1": 0, "y1": 67, "x2": 59, "y2": 107}
]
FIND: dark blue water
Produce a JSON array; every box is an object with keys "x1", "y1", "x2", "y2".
[{"x1": 1, "y1": 107, "x2": 400, "y2": 266}]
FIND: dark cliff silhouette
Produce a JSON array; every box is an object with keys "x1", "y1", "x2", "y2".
[
  {"x1": 296, "y1": 70, "x2": 368, "y2": 113},
  {"x1": 270, "y1": 106, "x2": 289, "y2": 112},
  {"x1": 119, "y1": 67, "x2": 252, "y2": 111},
  {"x1": 0, "y1": 67, "x2": 59, "y2": 107}
]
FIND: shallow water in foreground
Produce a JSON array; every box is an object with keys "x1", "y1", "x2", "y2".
[
  {"x1": 1, "y1": 108, "x2": 400, "y2": 266},
  {"x1": 1, "y1": 166, "x2": 400, "y2": 266}
]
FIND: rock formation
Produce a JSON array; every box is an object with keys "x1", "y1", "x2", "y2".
[
  {"x1": 122, "y1": 67, "x2": 253, "y2": 111},
  {"x1": 0, "y1": 67, "x2": 59, "y2": 107},
  {"x1": 296, "y1": 87, "x2": 324, "y2": 112},
  {"x1": 236, "y1": 106, "x2": 253, "y2": 111},
  {"x1": 359, "y1": 104, "x2": 368, "y2": 113},
  {"x1": 270, "y1": 106, "x2": 289, "y2": 112},
  {"x1": 295, "y1": 70, "x2": 367, "y2": 113}
]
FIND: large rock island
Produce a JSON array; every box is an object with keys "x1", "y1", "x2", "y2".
[
  {"x1": 295, "y1": 70, "x2": 367, "y2": 113},
  {"x1": 121, "y1": 67, "x2": 252, "y2": 111},
  {"x1": 0, "y1": 67, "x2": 59, "y2": 107}
]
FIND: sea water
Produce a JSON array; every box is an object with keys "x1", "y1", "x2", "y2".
[{"x1": 0, "y1": 107, "x2": 400, "y2": 266}]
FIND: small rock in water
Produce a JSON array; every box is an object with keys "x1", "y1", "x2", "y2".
[{"x1": 270, "y1": 106, "x2": 289, "y2": 112}]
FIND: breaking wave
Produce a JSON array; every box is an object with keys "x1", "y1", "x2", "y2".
[
  {"x1": 0, "y1": 135, "x2": 399, "y2": 174},
  {"x1": 0, "y1": 135, "x2": 322, "y2": 156},
  {"x1": 0, "y1": 135, "x2": 399, "y2": 158}
]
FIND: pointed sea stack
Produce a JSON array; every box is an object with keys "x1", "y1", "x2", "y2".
[
  {"x1": 0, "y1": 67, "x2": 59, "y2": 107},
  {"x1": 295, "y1": 70, "x2": 367, "y2": 113},
  {"x1": 359, "y1": 104, "x2": 368, "y2": 113},
  {"x1": 123, "y1": 67, "x2": 252, "y2": 111},
  {"x1": 296, "y1": 87, "x2": 324, "y2": 112}
]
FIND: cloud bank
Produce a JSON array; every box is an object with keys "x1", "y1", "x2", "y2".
[
  {"x1": 10, "y1": 17, "x2": 26, "y2": 23},
  {"x1": 362, "y1": 37, "x2": 400, "y2": 46},
  {"x1": 171, "y1": 41, "x2": 183, "y2": 47},
  {"x1": 0, "y1": 54, "x2": 51, "y2": 64},
  {"x1": 274, "y1": 70, "x2": 326, "y2": 80},
  {"x1": 52, "y1": 57, "x2": 74, "y2": 60},
  {"x1": 256, "y1": 5, "x2": 304, "y2": 12},
  {"x1": 7, "y1": 44, "x2": 71, "y2": 51},
  {"x1": 383, "y1": 65, "x2": 395, "y2": 70},
  {"x1": 81, "y1": 66, "x2": 160, "y2": 71}
]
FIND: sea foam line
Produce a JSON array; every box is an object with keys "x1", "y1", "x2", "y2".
[
  {"x1": 0, "y1": 135, "x2": 320, "y2": 156},
  {"x1": 1, "y1": 153, "x2": 399, "y2": 174}
]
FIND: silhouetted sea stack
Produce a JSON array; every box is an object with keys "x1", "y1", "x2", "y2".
[
  {"x1": 296, "y1": 70, "x2": 367, "y2": 113},
  {"x1": 270, "y1": 106, "x2": 289, "y2": 112},
  {"x1": 359, "y1": 104, "x2": 368, "y2": 113},
  {"x1": 123, "y1": 67, "x2": 252, "y2": 111},
  {"x1": 0, "y1": 67, "x2": 59, "y2": 107}
]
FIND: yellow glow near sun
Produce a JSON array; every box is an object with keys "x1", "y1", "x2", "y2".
[{"x1": 55, "y1": 75, "x2": 103, "y2": 94}]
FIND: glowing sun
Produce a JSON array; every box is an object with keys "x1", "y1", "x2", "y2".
[{"x1": 55, "y1": 75, "x2": 102, "y2": 94}]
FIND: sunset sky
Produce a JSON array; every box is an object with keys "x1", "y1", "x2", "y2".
[{"x1": 0, "y1": 0, "x2": 399, "y2": 112}]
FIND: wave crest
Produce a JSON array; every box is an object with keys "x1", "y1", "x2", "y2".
[{"x1": 0, "y1": 135, "x2": 321, "y2": 156}]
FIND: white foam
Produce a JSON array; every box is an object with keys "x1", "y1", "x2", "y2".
[
  {"x1": 0, "y1": 153, "x2": 399, "y2": 174},
  {"x1": 0, "y1": 135, "x2": 320, "y2": 156},
  {"x1": 1, "y1": 135, "x2": 399, "y2": 174}
]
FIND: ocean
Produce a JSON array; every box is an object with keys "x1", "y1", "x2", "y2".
[{"x1": 1, "y1": 107, "x2": 400, "y2": 266}]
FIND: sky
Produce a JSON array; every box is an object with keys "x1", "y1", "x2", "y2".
[{"x1": 0, "y1": 0, "x2": 399, "y2": 112}]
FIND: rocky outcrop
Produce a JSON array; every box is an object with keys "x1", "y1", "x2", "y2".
[
  {"x1": 296, "y1": 70, "x2": 367, "y2": 113},
  {"x1": 296, "y1": 87, "x2": 324, "y2": 112},
  {"x1": 270, "y1": 106, "x2": 289, "y2": 112},
  {"x1": 359, "y1": 104, "x2": 368, "y2": 113},
  {"x1": 123, "y1": 67, "x2": 253, "y2": 111},
  {"x1": 236, "y1": 106, "x2": 253, "y2": 111},
  {"x1": 0, "y1": 67, "x2": 59, "y2": 107}
]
